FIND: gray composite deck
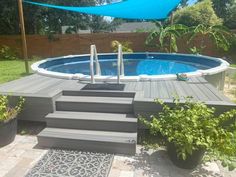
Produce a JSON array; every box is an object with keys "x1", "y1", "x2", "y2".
[
  {"x1": 0, "y1": 74, "x2": 230, "y2": 100},
  {"x1": 0, "y1": 74, "x2": 235, "y2": 122}
]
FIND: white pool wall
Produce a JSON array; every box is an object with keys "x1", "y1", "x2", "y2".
[{"x1": 31, "y1": 53, "x2": 229, "y2": 90}]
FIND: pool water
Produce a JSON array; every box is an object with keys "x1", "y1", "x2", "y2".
[{"x1": 47, "y1": 58, "x2": 210, "y2": 76}]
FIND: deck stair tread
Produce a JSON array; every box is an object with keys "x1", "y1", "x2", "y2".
[
  {"x1": 56, "y1": 95, "x2": 133, "y2": 104},
  {"x1": 55, "y1": 95, "x2": 134, "y2": 113},
  {"x1": 62, "y1": 90, "x2": 135, "y2": 98},
  {"x1": 38, "y1": 127, "x2": 137, "y2": 144},
  {"x1": 38, "y1": 90, "x2": 137, "y2": 155},
  {"x1": 46, "y1": 111, "x2": 137, "y2": 122}
]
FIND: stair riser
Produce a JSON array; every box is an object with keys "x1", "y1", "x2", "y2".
[
  {"x1": 38, "y1": 136, "x2": 136, "y2": 155},
  {"x1": 56, "y1": 102, "x2": 133, "y2": 113},
  {"x1": 46, "y1": 118, "x2": 137, "y2": 132},
  {"x1": 63, "y1": 90, "x2": 135, "y2": 98}
]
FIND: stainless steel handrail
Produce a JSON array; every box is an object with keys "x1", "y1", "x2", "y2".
[
  {"x1": 94, "y1": 45, "x2": 101, "y2": 76},
  {"x1": 117, "y1": 44, "x2": 124, "y2": 84},
  {"x1": 90, "y1": 45, "x2": 95, "y2": 84},
  {"x1": 90, "y1": 45, "x2": 101, "y2": 84}
]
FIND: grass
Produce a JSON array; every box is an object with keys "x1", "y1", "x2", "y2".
[
  {"x1": 230, "y1": 64, "x2": 236, "y2": 68},
  {"x1": 0, "y1": 60, "x2": 36, "y2": 84}
]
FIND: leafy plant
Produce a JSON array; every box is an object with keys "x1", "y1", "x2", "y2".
[
  {"x1": 187, "y1": 24, "x2": 235, "y2": 52},
  {"x1": 0, "y1": 95, "x2": 25, "y2": 123},
  {"x1": 173, "y1": 0, "x2": 223, "y2": 27},
  {"x1": 111, "y1": 40, "x2": 133, "y2": 53},
  {"x1": 145, "y1": 22, "x2": 187, "y2": 53},
  {"x1": 140, "y1": 97, "x2": 236, "y2": 170},
  {"x1": 0, "y1": 45, "x2": 18, "y2": 60}
]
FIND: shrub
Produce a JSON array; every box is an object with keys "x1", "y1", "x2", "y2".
[
  {"x1": 140, "y1": 97, "x2": 236, "y2": 170},
  {"x1": 0, "y1": 45, "x2": 18, "y2": 60},
  {"x1": 173, "y1": 0, "x2": 222, "y2": 27}
]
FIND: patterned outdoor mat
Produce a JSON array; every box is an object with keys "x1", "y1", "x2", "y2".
[{"x1": 25, "y1": 149, "x2": 114, "y2": 177}]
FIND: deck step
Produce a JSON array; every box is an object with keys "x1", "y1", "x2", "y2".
[
  {"x1": 56, "y1": 96, "x2": 133, "y2": 113},
  {"x1": 62, "y1": 90, "x2": 135, "y2": 98},
  {"x1": 46, "y1": 111, "x2": 137, "y2": 132},
  {"x1": 38, "y1": 128, "x2": 137, "y2": 155}
]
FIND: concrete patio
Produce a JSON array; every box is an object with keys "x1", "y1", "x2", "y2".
[{"x1": 0, "y1": 135, "x2": 235, "y2": 177}]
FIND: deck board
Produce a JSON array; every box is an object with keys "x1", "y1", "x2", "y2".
[
  {"x1": 166, "y1": 80, "x2": 178, "y2": 98},
  {"x1": 172, "y1": 80, "x2": 188, "y2": 98},
  {"x1": 0, "y1": 74, "x2": 233, "y2": 103},
  {"x1": 159, "y1": 81, "x2": 169, "y2": 99},
  {"x1": 150, "y1": 81, "x2": 157, "y2": 98}
]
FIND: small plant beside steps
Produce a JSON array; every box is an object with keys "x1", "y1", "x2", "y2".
[
  {"x1": 140, "y1": 97, "x2": 236, "y2": 170},
  {"x1": 0, "y1": 95, "x2": 24, "y2": 147}
]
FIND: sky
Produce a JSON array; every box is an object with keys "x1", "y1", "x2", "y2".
[{"x1": 188, "y1": 0, "x2": 198, "y2": 5}]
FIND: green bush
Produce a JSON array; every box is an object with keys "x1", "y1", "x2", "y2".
[
  {"x1": 140, "y1": 97, "x2": 236, "y2": 170},
  {"x1": 0, "y1": 45, "x2": 18, "y2": 60},
  {"x1": 173, "y1": 0, "x2": 222, "y2": 27},
  {"x1": 0, "y1": 95, "x2": 24, "y2": 123}
]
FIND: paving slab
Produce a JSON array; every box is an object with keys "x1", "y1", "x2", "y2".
[{"x1": 0, "y1": 135, "x2": 236, "y2": 177}]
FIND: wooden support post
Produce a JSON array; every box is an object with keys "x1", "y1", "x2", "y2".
[{"x1": 18, "y1": 0, "x2": 29, "y2": 74}]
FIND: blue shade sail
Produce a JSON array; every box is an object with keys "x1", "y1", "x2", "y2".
[{"x1": 23, "y1": 0, "x2": 181, "y2": 20}]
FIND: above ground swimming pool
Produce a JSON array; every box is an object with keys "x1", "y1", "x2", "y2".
[{"x1": 32, "y1": 53, "x2": 229, "y2": 82}]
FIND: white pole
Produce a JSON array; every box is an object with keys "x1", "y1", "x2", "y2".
[
  {"x1": 94, "y1": 45, "x2": 101, "y2": 75},
  {"x1": 90, "y1": 45, "x2": 95, "y2": 84}
]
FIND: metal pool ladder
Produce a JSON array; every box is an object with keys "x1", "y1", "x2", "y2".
[
  {"x1": 90, "y1": 45, "x2": 101, "y2": 83},
  {"x1": 117, "y1": 44, "x2": 124, "y2": 84},
  {"x1": 90, "y1": 44, "x2": 124, "y2": 84}
]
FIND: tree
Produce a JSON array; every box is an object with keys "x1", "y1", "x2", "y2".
[
  {"x1": 0, "y1": 0, "x2": 19, "y2": 34},
  {"x1": 89, "y1": 16, "x2": 113, "y2": 33},
  {"x1": 0, "y1": 0, "x2": 120, "y2": 35},
  {"x1": 224, "y1": 0, "x2": 236, "y2": 29},
  {"x1": 173, "y1": 0, "x2": 222, "y2": 27},
  {"x1": 180, "y1": 0, "x2": 189, "y2": 7},
  {"x1": 197, "y1": 0, "x2": 235, "y2": 28},
  {"x1": 211, "y1": 0, "x2": 234, "y2": 19}
]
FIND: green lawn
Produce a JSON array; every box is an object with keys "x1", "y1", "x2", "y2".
[
  {"x1": 0, "y1": 60, "x2": 36, "y2": 84},
  {"x1": 230, "y1": 64, "x2": 236, "y2": 68}
]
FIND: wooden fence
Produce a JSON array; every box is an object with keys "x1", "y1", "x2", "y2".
[{"x1": 0, "y1": 32, "x2": 229, "y2": 59}]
